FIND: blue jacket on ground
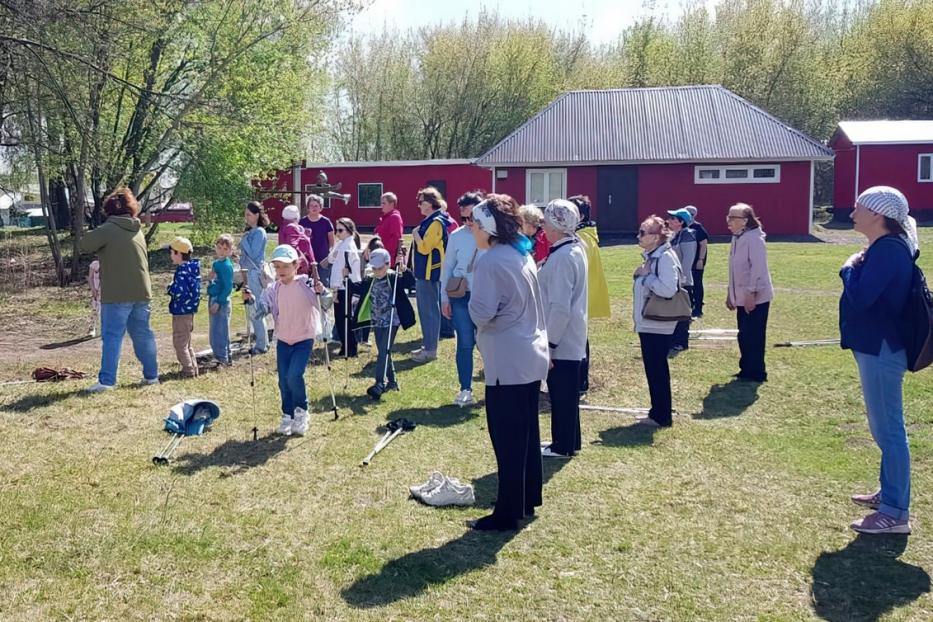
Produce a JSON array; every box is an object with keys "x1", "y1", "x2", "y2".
[
  {"x1": 167, "y1": 259, "x2": 201, "y2": 315},
  {"x1": 207, "y1": 258, "x2": 234, "y2": 306},
  {"x1": 839, "y1": 234, "x2": 913, "y2": 355}
]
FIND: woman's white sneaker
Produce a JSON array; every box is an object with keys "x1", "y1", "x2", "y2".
[
  {"x1": 85, "y1": 382, "x2": 115, "y2": 393},
  {"x1": 454, "y1": 389, "x2": 474, "y2": 407},
  {"x1": 291, "y1": 407, "x2": 309, "y2": 436},
  {"x1": 276, "y1": 414, "x2": 293, "y2": 436}
]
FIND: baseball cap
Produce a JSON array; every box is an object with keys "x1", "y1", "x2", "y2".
[
  {"x1": 270, "y1": 244, "x2": 299, "y2": 263},
  {"x1": 167, "y1": 236, "x2": 193, "y2": 254},
  {"x1": 667, "y1": 208, "x2": 693, "y2": 225},
  {"x1": 369, "y1": 248, "x2": 391, "y2": 269}
]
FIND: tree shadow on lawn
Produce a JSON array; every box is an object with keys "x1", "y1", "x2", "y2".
[
  {"x1": 342, "y1": 461, "x2": 567, "y2": 608},
  {"x1": 811, "y1": 534, "x2": 929, "y2": 622},
  {"x1": 171, "y1": 433, "x2": 293, "y2": 477},
  {"x1": 693, "y1": 378, "x2": 760, "y2": 419},
  {"x1": 0, "y1": 386, "x2": 88, "y2": 413},
  {"x1": 383, "y1": 403, "x2": 481, "y2": 428}
]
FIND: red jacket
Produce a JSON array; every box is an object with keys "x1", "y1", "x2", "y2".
[
  {"x1": 532, "y1": 228, "x2": 550, "y2": 264},
  {"x1": 374, "y1": 209, "x2": 404, "y2": 262}
]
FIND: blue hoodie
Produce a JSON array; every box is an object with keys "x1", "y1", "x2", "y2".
[{"x1": 168, "y1": 259, "x2": 201, "y2": 315}]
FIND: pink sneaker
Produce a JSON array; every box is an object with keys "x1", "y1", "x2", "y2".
[
  {"x1": 850, "y1": 511, "x2": 911, "y2": 535},
  {"x1": 850, "y1": 491, "x2": 881, "y2": 510}
]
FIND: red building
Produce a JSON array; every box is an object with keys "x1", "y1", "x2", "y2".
[
  {"x1": 830, "y1": 120, "x2": 933, "y2": 219},
  {"x1": 477, "y1": 85, "x2": 832, "y2": 235},
  {"x1": 258, "y1": 160, "x2": 490, "y2": 228}
]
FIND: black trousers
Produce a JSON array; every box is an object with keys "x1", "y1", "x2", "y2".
[
  {"x1": 691, "y1": 269, "x2": 705, "y2": 316},
  {"x1": 334, "y1": 289, "x2": 358, "y2": 357},
  {"x1": 579, "y1": 340, "x2": 590, "y2": 394},
  {"x1": 485, "y1": 381, "x2": 543, "y2": 521},
  {"x1": 547, "y1": 359, "x2": 582, "y2": 455},
  {"x1": 736, "y1": 301, "x2": 769, "y2": 381},
  {"x1": 639, "y1": 332, "x2": 673, "y2": 426},
  {"x1": 671, "y1": 286, "x2": 694, "y2": 349}
]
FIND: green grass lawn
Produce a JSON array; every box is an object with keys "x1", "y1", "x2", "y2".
[{"x1": 1, "y1": 228, "x2": 932, "y2": 620}]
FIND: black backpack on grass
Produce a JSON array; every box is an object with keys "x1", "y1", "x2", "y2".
[{"x1": 898, "y1": 245, "x2": 933, "y2": 372}]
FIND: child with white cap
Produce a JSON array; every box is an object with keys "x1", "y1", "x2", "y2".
[
  {"x1": 277, "y1": 204, "x2": 314, "y2": 275},
  {"x1": 166, "y1": 236, "x2": 201, "y2": 377},
  {"x1": 243, "y1": 244, "x2": 326, "y2": 436}
]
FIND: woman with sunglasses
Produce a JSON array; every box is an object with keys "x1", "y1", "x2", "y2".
[
  {"x1": 411, "y1": 187, "x2": 455, "y2": 363},
  {"x1": 632, "y1": 216, "x2": 682, "y2": 427},
  {"x1": 468, "y1": 193, "x2": 549, "y2": 530},
  {"x1": 726, "y1": 203, "x2": 773, "y2": 382},
  {"x1": 441, "y1": 190, "x2": 486, "y2": 407},
  {"x1": 327, "y1": 217, "x2": 362, "y2": 357}
]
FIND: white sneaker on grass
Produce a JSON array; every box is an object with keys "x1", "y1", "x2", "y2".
[
  {"x1": 291, "y1": 407, "x2": 309, "y2": 436},
  {"x1": 276, "y1": 414, "x2": 293, "y2": 436},
  {"x1": 411, "y1": 349, "x2": 437, "y2": 363},
  {"x1": 409, "y1": 471, "x2": 446, "y2": 498},
  {"x1": 454, "y1": 389, "x2": 474, "y2": 407},
  {"x1": 142, "y1": 377, "x2": 160, "y2": 386},
  {"x1": 421, "y1": 478, "x2": 475, "y2": 507},
  {"x1": 85, "y1": 382, "x2": 114, "y2": 393}
]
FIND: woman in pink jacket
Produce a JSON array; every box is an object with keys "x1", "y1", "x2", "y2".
[{"x1": 726, "y1": 203, "x2": 774, "y2": 382}]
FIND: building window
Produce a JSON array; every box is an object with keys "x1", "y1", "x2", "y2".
[
  {"x1": 694, "y1": 164, "x2": 781, "y2": 184},
  {"x1": 526, "y1": 168, "x2": 567, "y2": 206},
  {"x1": 920, "y1": 154, "x2": 933, "y2": 183},
  {"x1": 357, "y1": 183, "x2": 383, "y2": 208}
]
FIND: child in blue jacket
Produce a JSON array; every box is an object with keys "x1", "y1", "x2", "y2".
[
  {"x1": 167, "y1": 236, "x2": 201, "y2": 377},
  {"x1": 207, "y1": 234, "x2": 235, "y2": 365}
]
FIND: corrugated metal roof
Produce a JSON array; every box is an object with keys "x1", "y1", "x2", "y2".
[
  {"x1": 477, "y1": 85, "x2": 833, "y2": 167},
  {"x1": 837, "y1": 120, "x2": 933, "y2": 145},
  {"x1": 307, "y1": 159, "x2": 475, "y2": 168}
]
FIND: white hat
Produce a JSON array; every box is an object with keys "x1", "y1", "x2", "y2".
[
  {"x1": 281, "y1": 204, "x2": 300, "y2": 222},
  {"x1": 544, "y1": 199, "x2": 580, "y2": 234},
  {"x1": 856, "y1": 186, "x2": 918, "y2": 256}
]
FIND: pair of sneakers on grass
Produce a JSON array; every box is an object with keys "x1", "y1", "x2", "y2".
[
  {"x1": 850, "y1": 491, "x2": 911, "y2": 535},
  {"x1": 276, "y1": 408, "x2": 309, "y2": 436},
  {"x1": 410, "y1": 471, "x2": 475, "y2": 507}
]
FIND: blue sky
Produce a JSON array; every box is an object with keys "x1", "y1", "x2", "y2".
[{"x1": 349, "y1": 0, "x2": 717, "y2": 46}]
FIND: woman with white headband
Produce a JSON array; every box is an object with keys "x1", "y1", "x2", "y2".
[
  {"x1": 538, "y1": 199, "x2": 588, "y2": 458},
  {"x1": 840, "y1": 185, "x2": 917, "y2": 535},
  {"x1": 467, "y1": 193, "x2": 549, "y2": 531}
]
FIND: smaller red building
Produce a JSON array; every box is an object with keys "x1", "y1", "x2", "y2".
[
  {"x1": 830, "y1": 120, "x2": 933, "y2": 219},
  {"x1": 257, "y1": 160, "x2": 490, "y2": 228}
]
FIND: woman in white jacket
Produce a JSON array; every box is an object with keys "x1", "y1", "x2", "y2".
[
  {"x1": 632, "y1": 216, "x2": 682, "y2": 428},
  {"x1": 327, "y1": 217, "x2": 362, "y2": 357}
]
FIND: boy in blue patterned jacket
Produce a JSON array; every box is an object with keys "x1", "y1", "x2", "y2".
[{"x1": 167, "y1": 236, "x2": 201, "y2": 377}]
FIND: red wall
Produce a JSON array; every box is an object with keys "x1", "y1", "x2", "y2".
[
  {"x1": 830, "y1": 133, "x2": 856, "y2": 210},
  {"x1": 833, "y1": 137, "x2": 933, "y2": 214},
  {"x1": 638, "y1": 162, "x2": 813, "y2": 235},
  {"x1": 260, "y1": 163, "x2": 490, "y2": 228},
  {"x1": 492, "y1": 162, "x2": 813, "y2": 235}
]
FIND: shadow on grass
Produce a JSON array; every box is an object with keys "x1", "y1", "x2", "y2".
[
  {"x1": 341, "y1": 524, "x2": 524, "y2": 609},
  {"x1": 384, "y1": 403, "x2": 481, "y2": 428},
  {"x1": 310, "y1": 392, "x2": 376, "y2": 417},
  {"x1": 592, "y1": 422, "x2": 659, "y2": 448},
  {"x1": 470, "y1": 457, "x2": 569, "y2": 510},
  {"x1": 693, "y1": 378, "x2": 760, "y2": 419},
  {"x1": 0, "y1": 386, "x2": 87, "y2": 413},
  {"x1": 811, "y1": 534, "x2": 929, "y2": 622},
  {"x1": 171, "y1": 434, "x2": 292, "y2": 476}
]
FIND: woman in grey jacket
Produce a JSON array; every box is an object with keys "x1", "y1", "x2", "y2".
[
  {"x1": 538, "y1": 199, "x2": 588, "y2": 458},
  {"x1": 468, "y1": 193, "x2": 550, "y2": 531},
  {"x1": 633, "y1": 216, "x2": 682, "y2": 427}
]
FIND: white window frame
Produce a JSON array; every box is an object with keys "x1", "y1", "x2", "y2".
[
  {"x1": 694, "y1": 164, "x2": 781, "y2": 185},
  {"x1": 525, "y1": 168, "x2": 567, "y2": 206},
  {"x1": 919, "y1": 154, "x2": 933, "y2": 183},
  {"x1": 357, "y1": 182, "x2": 384, "y2": 208}
]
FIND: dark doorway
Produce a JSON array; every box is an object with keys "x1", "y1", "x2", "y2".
[{"x1": 597, "y1": 165, "x2": 638, "y2": 233}]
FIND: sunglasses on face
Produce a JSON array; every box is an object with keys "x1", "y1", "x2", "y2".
[
  {"x1": 336, "y1": 227, "x2": 347, "y2": 232},
  {"x1": 726, "y1": 215, "x2": 747, "y2": 221},
  {"x1": 462, "y1": 216, "x2": 474, "y2": 223},
  {"x1": 638, "y1": 229, "x2": 657, "y2": 237}
]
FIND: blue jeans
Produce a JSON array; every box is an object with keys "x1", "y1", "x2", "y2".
[
  {"x1": 209, "y1": 302, "x2": 231, "y2": 363},
  {"x1": 373, "y1": 325, "x2": 399, "y2": 385},
  {"x1": 415, "y1": 278, "x2": 441, "y2": 353},
  {"x1": 246, "y1": 270, "x2": 268, "y2": 352},
  {"x1": 276, "y1": 338, "x2": 313, "y2": 415},
  {"x1": 854, "y1": 340, "x2": 910, "y2": 520},
  {"x1": 450, "y1": 294, "x2": 476, "y2": 391},
  {"x1": 99, "y1": 301, "x2": 158, "y2": 386}
]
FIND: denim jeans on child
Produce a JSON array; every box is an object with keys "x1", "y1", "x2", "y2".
[
  {"x1": 209, "y1": 302, "x2": 231, "y2": 363},
  {"x1": 99, "y1": 301, "x2": 159, "y2": 386},
  {"x1": 853, "y1": 340, "x2": 910, "y2": 520},
  {"x1": 450, "y1": 293, "x2": 476, "y2": 391},
  {"x1": 276, "y1": 338, "x2": 313, "y2": 415},
  {"x1": 246, "y1": 270, "x2": 269, "y2": 352},
  {"x1": 415, "y1": 278, "x2": 441, "y2": 353},
  {"x1": 373, "y1": 325, "x2": 399, "y2": 385}
]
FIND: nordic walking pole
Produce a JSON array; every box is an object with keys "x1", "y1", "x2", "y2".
[
  {"x1": 381, "y1": 246, "x2": 405, "y2": 386},
  {"x1": 310, "y1": 262, "x2": 339, "y2": 420},
  {"x1": 342, "y1": 250, "x2": 352, "y2": 390},
  {"x1": 243, "y1": 296, "x2": 258, "y2": 440}
]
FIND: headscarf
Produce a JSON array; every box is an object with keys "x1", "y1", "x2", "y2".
[
  {"x1": 856, "y1": 186, "x2": 919, "y2": 256},
  {"x1": 544, "y1": 199, "x2": 581, "y2": 235}
]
